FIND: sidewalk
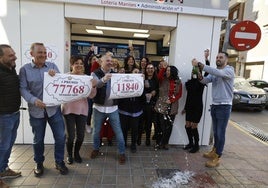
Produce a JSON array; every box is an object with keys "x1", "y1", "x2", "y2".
[{"x1": 3, "y1": 121, "x2": 268, "y2": 188}]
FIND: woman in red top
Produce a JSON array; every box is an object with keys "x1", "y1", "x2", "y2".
[{"x1": 154, "y1": 64, "x2": 182, "y2": 150}]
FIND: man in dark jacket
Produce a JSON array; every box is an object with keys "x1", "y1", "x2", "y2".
[
  {"x1": 90, "y1": 52, "x2": 126, "y2": 164},
  {"x1": 0, "y1": 44, "x2": 21, "y2": 186}
]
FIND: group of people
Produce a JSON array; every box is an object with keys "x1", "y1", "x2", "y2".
[{"x1": 0, "y1": 42, "x2": 234, "y2": 187}]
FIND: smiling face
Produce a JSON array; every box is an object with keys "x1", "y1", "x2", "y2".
[
  {"x1": 101, "y1": 54, "x2": 113, "y2": 72},
  {"x1": 30, "y1": 43, "x2": 47, "y2": 67},
  {"x1": 127, "y1": 56, "x2": 135, "y2": 67},
  {"x1": 146, "y1": 64, "x2": 155, "y2": 77},
  {"x1": 0, "y1": 46, "x2": 17, "y2": 69},
  {"x1": 141, "y1": 58, "x2": 147, "y2": 69},
  {"x1": 166, "y1": 67, "x2": 171, "y2": 78},
  {"x1": 71, "y1": 59, "x2": 84, "y2": 74}
]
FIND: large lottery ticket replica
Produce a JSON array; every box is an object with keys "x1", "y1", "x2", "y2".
[
  {"x1": 43, "y1": 73, "x2": 93, "y2": 106},
  {"x1": 109, "y1": 73, "x2": 144, "y2": 99},
  {"x1": 43, "y1": 73, "x2": 144, "y2": 105}
]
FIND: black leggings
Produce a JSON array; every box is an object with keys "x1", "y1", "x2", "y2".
[
  {"x1": 155, "y1": 113, "x2": 175, "y2": 146},
  {"x1": 64, "y1": 114, "x2": 86, "y2": 143}
]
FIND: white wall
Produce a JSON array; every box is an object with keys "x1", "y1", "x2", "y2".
[
  {"x1": 64, "y1": 19, "x2": 71, "y2": 73},
  {"x1": 168, "y1": 14, "x2": 222, "y2": 145},
  {"x1": 19, "y1": 1, "x2": 66, "y2": 144},
  {"x1": 0, "y1": 0, "x2": 24, "y2": 143}
]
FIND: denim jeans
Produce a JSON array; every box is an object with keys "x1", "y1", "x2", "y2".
[
  {"x1": 92, "y1": 108, "x2": 125, "y2": 154},
  {"x1": 29, "y1": 107, "x2": 65, "y2": 164},
  {"x1": 0, "y1": 111, "x2": 20, "y2": 172},
  {"x1": 210, "y1": 105, "x2": 232, "y2": 156}
]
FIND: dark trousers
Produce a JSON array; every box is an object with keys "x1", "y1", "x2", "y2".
[
  {"x1": 155, "y1": 113, "x2": 175, "y2": 146},
  {"x1": 64, "y1": 114, "x2": 86, "y2": 143},
  {"x1": 144, "y1": 104, "x2": 155, "y2": 140},
  {"x1": 119, "y1": 113, "x2": 140, "y2": 148}
]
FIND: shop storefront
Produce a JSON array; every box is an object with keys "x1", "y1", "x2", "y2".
[{"x1": 0, "y1": 0, "x2": 228, "y2": 144}]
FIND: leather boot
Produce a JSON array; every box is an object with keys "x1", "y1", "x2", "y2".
[
  {"x1": 203, "y1": 147, "x2": 216, "y2": 158},
  {"x1": 74, "y1": 141, "x2": 82, "y2": 163},
  {"x1": 66, "y1": 141, "x2": 73, "y2": 164},
  {"x1": 205, "y1": 154, "x2": 220, "y2": 167},
  {"x1": 183, "y1": 127, "x2": 193, "y2": 150},
  {"x1": 189, "y1": 128, "x2": 199, "y2": 153},
  {"x1": 137, "y1": 133, "x2": 141, "y2": 146},
  {"x1": 0, "y1": 179, "x2": 9, "y2": 188}
]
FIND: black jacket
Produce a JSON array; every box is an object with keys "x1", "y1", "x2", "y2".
[
  {"x1": 92, "y1": 68, "x2": 118, "y2": 106},
  {"x1": 0, "y1": 64, "x2": 21, "y2": 114}
]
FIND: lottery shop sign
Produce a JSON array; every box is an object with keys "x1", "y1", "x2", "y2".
[
  {"x1": 110, "y1": 74, "x2": 144, "y2": 99},
  {"x1": 43, "y1": 73, "x2": 93, "y2": 106}
]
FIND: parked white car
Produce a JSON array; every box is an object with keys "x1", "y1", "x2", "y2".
[
  {"x1": 248, "y1": 80, "x2": 268, "y2": 109},
  {"x1": 232, "y1": 77, "x2": 266, "y2": 111}
]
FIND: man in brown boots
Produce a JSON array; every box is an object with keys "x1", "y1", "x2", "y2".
[
  {"x1": 0, "y1": 44, "x2": 21, "y2": 182},
  {"x1": 192, "y1": 52, "x2": 234, "y2": 167}
]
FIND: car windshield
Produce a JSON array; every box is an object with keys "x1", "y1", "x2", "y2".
[{"x1": 234, "y1": 79, "x2": 252, "y2": 88}]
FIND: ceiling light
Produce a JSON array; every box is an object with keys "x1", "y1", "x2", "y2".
[
  {"x1": 133, "y1": 33, "x2": 150, "y2": 38},
  {"x1": 86, "y1": 29, "x2": 103, "y2": 34},
  {"x1": 96, "y1": 26, "x2": 148, "y2": 33}
]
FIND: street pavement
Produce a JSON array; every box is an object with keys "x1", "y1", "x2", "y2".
[{"x1": 3, "y1": 120, "x2": 268, "y2": 187}]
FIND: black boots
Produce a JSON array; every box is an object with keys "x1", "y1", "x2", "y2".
[
  {"x1": 184, "y1": 127, "x2": 193, "y2": 150},
  {"x1": 184, "y1": 127, "x2": 199, "y2": 153},
  {"x1": 189, "y1": 128, "x2": 199, "y2": 153},
  {"x1": 66, "y1": 141, "x2": 83, "y2": 164},
  {"x1": 74, "y1": 141, "x2": 82, "y2": 163},
  {"x1": 66, "y1": 141, "x2": 73, "y2": 164}
]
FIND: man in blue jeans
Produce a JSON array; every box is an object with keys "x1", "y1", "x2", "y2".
[
  {"x1": 0, "y1": 44, "x2": 21, "y2": 187},
  {"x1": 90, "y1": 52, "x2": 126, "y2": 164},
  {"x1": 19, "y1": 42, "x2": 68, "y2": 176},
  {"x1": 192, "y1": 52, "x2": 234, "y2": 167}
]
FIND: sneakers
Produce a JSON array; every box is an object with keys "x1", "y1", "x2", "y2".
[
  {"x1": 0, "y1": 179, "x2": 9, "y2": 188},
  {"x1": 90, "y1": 150, "x2": 99, "y2": 159},
  {"x1": 34, "y1": 163, "x2": 44, "y2": 177},
  {"x1": 85, "y1": 125, "x2": 92, "y2": 133},
  {"x1": 0, "y1": 168, "x2": 21, "y2": 179},
  {"x1": 119, "y1": 154, "x2": 126, "y2": 165},
  {"x1": 55, "y1": 161, "x2": 68, "y2": 175}
]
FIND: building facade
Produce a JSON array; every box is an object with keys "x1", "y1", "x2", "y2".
[
  {"x1": 0, "y1": 0, "x2": 228, "y2": 145},
  {"x1": 222, "y1": 0, "x2": 268, "y2": 80}
]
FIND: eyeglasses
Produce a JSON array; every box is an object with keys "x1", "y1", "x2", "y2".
[{"x1": 146, "y1": 67, "x2": 154, "y2": 69}]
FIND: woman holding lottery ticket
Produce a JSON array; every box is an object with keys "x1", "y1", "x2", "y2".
[{"x1": 62, "y1": 56, "x2": 97, "y2": 165}]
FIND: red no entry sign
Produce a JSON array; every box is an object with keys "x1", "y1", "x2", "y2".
[{"x1": 229, "y1": 20, "x2": 261, "y2": 51}]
